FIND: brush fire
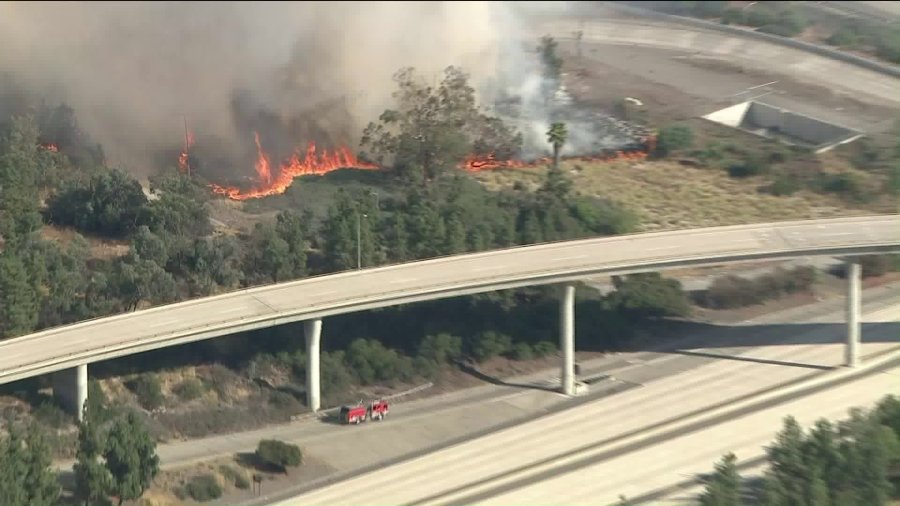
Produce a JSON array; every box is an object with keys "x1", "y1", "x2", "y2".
[{"x1": 178, "y1": 131, "x2": 654, "y2": 201}]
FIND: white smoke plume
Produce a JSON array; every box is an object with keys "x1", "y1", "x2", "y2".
[{"x1": 0, "y1": 1, "x2": 624, "y2": 175}]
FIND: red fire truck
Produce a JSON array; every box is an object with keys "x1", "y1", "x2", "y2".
[{"x1": 338, "y1": 399, "x2": 390, "y2": 425}]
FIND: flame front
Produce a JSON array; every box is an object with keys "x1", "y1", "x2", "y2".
[
  {"x1": 459, "y1": 136, "x2": 654, "y2": 172},
  {"x1": 200, "y1": 133, "x2": 655, "y2": 201},
  {"x1": 209, "y1": 135, "x2": 378, "y2": 201},
  {"x1": 178, "y1": 131, "x2": 195, "y2": 173},
  {"x1": 253, "y1": 132, "x2": 272, "y2": 185}
]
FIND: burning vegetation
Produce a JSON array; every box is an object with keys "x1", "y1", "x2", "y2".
[{"x1": 179, "y1": 63, "x2": 654, "y2": 202}]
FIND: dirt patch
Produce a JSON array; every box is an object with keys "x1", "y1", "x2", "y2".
[{"x1": 40, "y1": 224, "x2": 130, "y2": 259}]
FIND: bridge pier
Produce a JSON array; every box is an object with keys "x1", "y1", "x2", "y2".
[
  {"x1": 305, "y1": 319, "x2": 322, "y2": 412},
  {"x1": 52, "y1": 364, "x2": 87, "y2": 421},
  {"x1": 845, "y1": 259, "x2": 861, "y2": 368},
  {"x1": 560, "y1": 283, "x2": 576, "y2": 396}
]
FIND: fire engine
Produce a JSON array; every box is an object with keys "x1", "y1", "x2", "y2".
[{"x1": 338, "y1": 399, "x2": 390, "y2": 425}]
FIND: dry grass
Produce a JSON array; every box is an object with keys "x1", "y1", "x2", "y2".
[
  {"x1": 472, "y1": 159, "x2": 867, "y2": 232},
  {"x1": 40, "y1": 224, "x2": 130, "y2": 259}
]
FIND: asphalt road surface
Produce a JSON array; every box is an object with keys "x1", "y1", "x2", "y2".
[
  {"x1": 540, "y1": 18, "x2": 900, "y2": 109},
  {"x1": 237, "y1": 284, "x2": 900, "y2": 506}
]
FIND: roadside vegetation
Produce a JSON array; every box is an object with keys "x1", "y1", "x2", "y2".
[
  {"x1": 0, "y1": 31, "x2": 898, "y2": 505},
  {"x1": 692, "y1": 394, "x2": 900, "y2": 506},
  {"x1": 629, "y1": 0, "x2": 900, "y2": 64}
]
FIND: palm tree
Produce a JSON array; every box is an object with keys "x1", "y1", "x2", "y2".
[{"x1": 546, "y1": 122, "x2": 568, "y2": 170}]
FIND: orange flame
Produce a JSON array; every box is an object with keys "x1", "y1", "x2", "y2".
[
  {"x1": 201, "y1": 133, "x2": 656, "y2": 201},
  {"x1": 459, "y1": 137, "x2": 654, "y2": 172},
  {"x1": 253, "y1": 132, "x2": 272, "y2": 185},
  {"x1": 178, "y1": 131, "x2": 195, "y2": 173},
  {"x1": 209, "y1": 135, "x2": 378, "y2": 201},
  {"x1": 40, "y1": 143, "x2": 59, "y2": 152}
]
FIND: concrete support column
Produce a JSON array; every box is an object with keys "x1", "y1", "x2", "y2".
[
  {"x1": 559, "y1": 283, "x2": 576, "y2": 396},
  {"x1": 304, "y1": 319, "x2": 322, "y2": 412},
  {"x1": 845, "y1": 260, "x2": 861, "y2": 367},
  {"x1": 52, "y1": 364, "x2": 88, "y2": 421}
]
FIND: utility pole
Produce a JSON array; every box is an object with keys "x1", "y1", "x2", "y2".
[
  {"x1": 183, "y1": 115, "x2": 191, "y2": 177},
  {"x1": 356, "y1": 213, "x2": 367, "y2": 270}
]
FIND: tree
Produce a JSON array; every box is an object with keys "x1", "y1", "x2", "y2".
[
  {"x1": 654, "y1": 124, "x2": 694, "y2": 158},
  {"x1": 21, "y1": 422, "x2": 61, "y2": 506},
  {"x1": 360, "y1": 66, "x2": 521, "y2": 182},
  {"x1": 606, "y1": 273, "x2": 690, "y2": 320},
  {"x1": 255, "y1": 439, "x2": 302, "y2": 473},
  {"x1": 73, "y1": 404, "x2": 113, "y2": 506},
  {"x1": 546, "y1": 122, "x2": 568, "y2": 170},
  {"x1": 763, "y1": 416, "x2": 810, "y2": 506},
  {"x1": 112, "y1": 256, "x2": 178, "y2": 312},
  {"x1": 0, "y1": 115, "x2": 43, "y2": 246},
  {"x1": 418, "y1": 333, "x2": 463, "y2": 364},
  {"x1": 0, "y1": 251, "x2": 39, "y2": 338},
  {"x1": 0, "y1": 425, "x2": 28, "y2": 506},
  {"x1": 0, "y1": 423, "x2": 60, "y2": 506},
  {"x1": 244, "y1": 223, "x2": 292, "y2": 283},
  {"x1": 699, "y1": 452, "x2": 742, "y2": 506},
  {"x1": 103, "y1": 412, "x2": 159, "y2": 506},
  {"x1": 538, "y1": 36, "x2": 564, "y2": 101},
  {"x1": 46, "y1": 168, "x2": 148, "y2": 237}
]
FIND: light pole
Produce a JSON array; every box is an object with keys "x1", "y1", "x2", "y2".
[{"x1": 356, "y1": 212, "x2": 367, "y2": 270}]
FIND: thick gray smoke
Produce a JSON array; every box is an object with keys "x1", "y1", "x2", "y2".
[{"x1": 0, "y1": 1, "x2": 627, "y2": 176}]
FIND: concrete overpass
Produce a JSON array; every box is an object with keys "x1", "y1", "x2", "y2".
[{"x1": 1, "y1": 215, "x2": 898, "y2": 420}]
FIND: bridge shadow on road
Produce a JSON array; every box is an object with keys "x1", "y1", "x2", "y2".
[{"x1": 586, "y1": 320, "x2": 900, "y2": 366}]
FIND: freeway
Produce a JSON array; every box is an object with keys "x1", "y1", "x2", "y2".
[
  {"x1": 270, "y1": 301, "x2": 900, "y2": 506},
  {"x1": 1, "y1": 215, "x2": 898, "y2": 386},
  {"x1": 539, "y1": 17, "x2": 900, "y2": 108}
]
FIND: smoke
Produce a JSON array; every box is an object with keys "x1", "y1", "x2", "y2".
[{"x1": 0, "y1": 1, "x2": 632, "y2": 177}]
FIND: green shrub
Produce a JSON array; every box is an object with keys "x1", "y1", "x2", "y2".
[
  {"x1": 746, "y1": 9, "x2": 776, "y2": 27},
  {"x1": 874, "y1": 26, "x2": 900, "y2": 63},
  {"x1": 766, "y1": 175, "x2": 800, "y2": 196},
  {"x1": 721, "y1": 7, "x2": 745, "y2": 25},
  {"x1": 727, "y1": 157, "x2": 766, "y2": 178},
  {"x1": 413, "y1": 356, "x2": 440, "y2": 380},
  {"x1": 819, "y1": 172, "x2": 869, "y2": 202},
  {"x1": 129, "y1": 373, "x2": 165, "y2": 410},
  {"x1": 654, "y1": 125, "x2": 694, "y2": 158},
  {"x1": 33, "y1": 402, "x2": 71, "y2": 428},
  {"x1": 174, "y1": 378, "x2": 205, "y2": 401},
  {"x1": 418, "y1": 333, "x2": 463, "y2": 364},
  {"x1": 702, "y1": 275, "x2": 763, "y2": 309},
  {"x1": 886, "y1": 162, "x2": 900, "y2": 196},
  {"x1": 345, "y1": 338, "x2": 415, "y2": 385},
  {"x1": 219, "y1": 465, "x2": 250, "y2": 489},
  {"x1": 606, "y1": 273, "x2": 691, "y2": 319},
  {"x1": 701, "y1": 266, "x2": 817, "y2": 309},
  {"x1": 256, "y1": 439, "x2": 302, "y2": 473},
  {"x1": 532, "y1": 341, "x2": 558, "y2": 358},
  {"x1": 691, "y1": 0, "x2": 726, "y2": 18},
  {"x1": 234, "y1": 473, "x2": 250, "y2": 490},
  {"x1": 185, "y1": 474, "x2": 222, "y2": 502},
  {"x1": 849, "y1": 138, "x2": 881, "y2": 170},
  {"x1": 827, "y1": 26, "x2": 861, "y2": 47},
  {"x1": 509, "y1": 342, "x2": 534, "y2": 361},
  {"x1": 469, "y1": 331, "x2": 513, "y2": 363}
]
